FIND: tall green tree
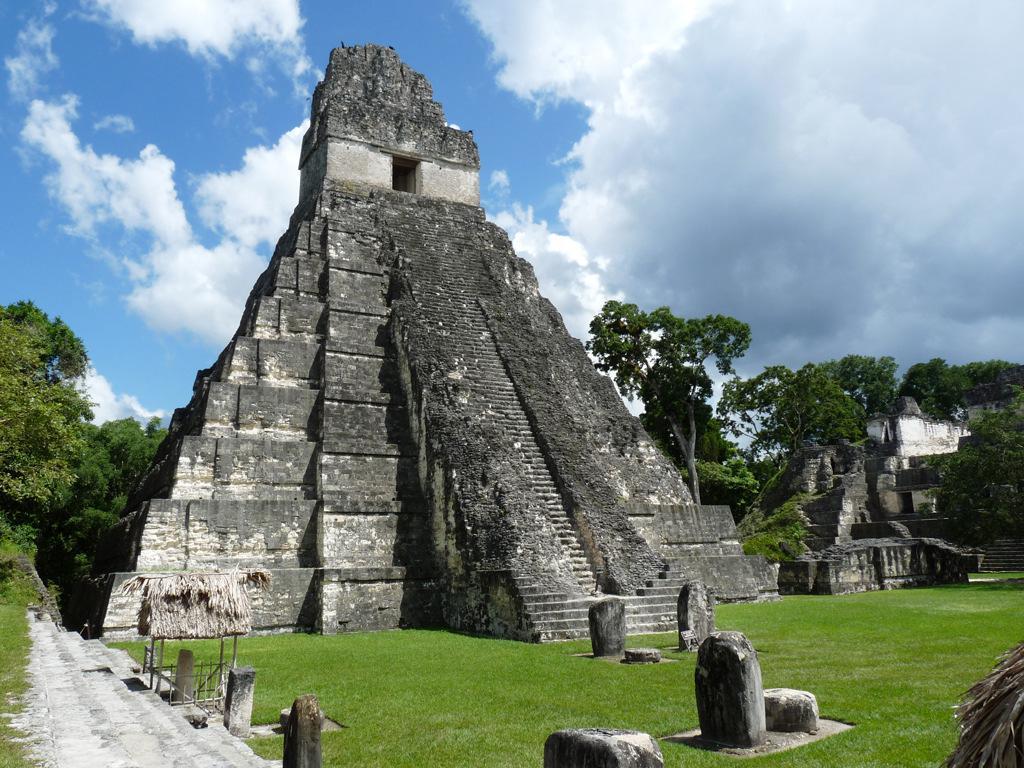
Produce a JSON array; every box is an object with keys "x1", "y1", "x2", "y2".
[
  {"x1": 934, "y1": 391, "x2": 1024, "y2": 545},
  {"x1": 0, "y1": 314, "x2": 91, "y2": 536},
  {"x1": 642, "y1": 404, "x2": 758, "y2": 516},
  {"x1": 899, "y1": 358, "x2": 1016, "y2": 420},
  {"x1": 718, "y1": 363, "x2": 864, "y2": 464},
  {"x1": 588, "y1": 301, "x2": 751, "y2": 504},
  {"x1": 37, "y1": 417, "x2": 167, "y2": 602},
  {"x1": 1, "y1": 301, "x2": 88, "y2": 382},
  {"x1": 818, "y1": 354, "x2": 899, "y2": 416}
]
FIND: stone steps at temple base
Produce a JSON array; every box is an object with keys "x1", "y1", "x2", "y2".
[
  {"x1": 519, "y1": 584, "x2": 681, "y2": 643},
  {"x1": 980, "y1": 539, "x2": 1024, "y2": 571}
]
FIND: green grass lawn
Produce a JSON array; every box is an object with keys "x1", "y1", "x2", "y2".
[
  {"x1": 0, "y1": 557, "x2": 37, "y2": 768},
  {"x1": 114, "y1": 580, "x2": 1024, "y2": 768}
]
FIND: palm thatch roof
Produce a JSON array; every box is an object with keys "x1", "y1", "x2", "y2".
[
  {"x1": 120, "y1": 570, "x2": 270, "y2": 640},
  {"x1": 946, "y1": 641, "x2": 1024, "y2": 768}
]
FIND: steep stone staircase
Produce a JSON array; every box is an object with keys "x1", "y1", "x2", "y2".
[
  {"x1": 381, "y1": 194, "x2": 687, "y2": 641},
  {"x1": 980, "y1": 539, "x2": 1024, "y2": 572},
  {"x1": 463, "y1": 310, "x2": 597, "y2": 594},
  {"x1": 11, "y1": 613, "x2": 271, "y2": 768}
]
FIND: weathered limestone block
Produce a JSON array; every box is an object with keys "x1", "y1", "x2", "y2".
[
  {"x1": 623, "y1": 648, "x2": 661, "y2": 664},
  {"x1": 284, "y1": 694, "x2": 322, "y2": 768},
  {"x1": 589, "y1": 597, "x2": 626, "y2": 658},
  {"x1": 173, "y1": 649, "x2": 194, "y2": 704},
  {"x1": 543, "y1": 728, "x2": 664, "y2": 768},
  {"x1": 223, "y1": 666, "x2": 256, "y2": 738},
  {"x1": 695, "y1": 631, "x2": 766, "y2": 748},
  {"x1": 677, "y1": 581, "x2": 714, "y2": 651},
  {"x1": 764, "y1": 688, "x2": 819, "y2": 733}
]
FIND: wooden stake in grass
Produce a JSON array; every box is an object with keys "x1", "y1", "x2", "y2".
[
  {"x1": 946, "y1": 642, "x2": 1024, "y2": 768},
  {"x1": 283, "y1": 694, "x2": 322, "y2": 768}
]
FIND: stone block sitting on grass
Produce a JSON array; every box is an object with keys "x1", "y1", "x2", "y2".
[
  {"x1": 544, "y1": 728, "x2": 663, "y2": 767},
  {"x1": 764, "y1": 688, "x2": 819, "y2": 733}
]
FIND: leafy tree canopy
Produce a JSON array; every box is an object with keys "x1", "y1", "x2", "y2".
[
  {"x1": 1, "y1": 301, "x2": 88, "y2": 382},
  {"x1": 36, "y1": 417, "x2": 167, "y2": 604},
  {"x1": 0, "y1": 315, "x2": 91, "y2": 517},
  {"x1": 818, "y1": 354, "x2": 899, "y2": 416},
  {"x1": 899, "y1": 357, "x2": 1016, "y2": 420},
  {"x1": 718, "y1": 363, "x2": 864, "y2": 464},
  {"x1": 934, "y1": 391, "x2": 1024, "y2": 546},
  {"x1": 588, "y1": 301, "x2": 750, "y2": 504}
]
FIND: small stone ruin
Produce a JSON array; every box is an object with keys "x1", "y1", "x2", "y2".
[{"x1": 766, "y1": 397, "x2": 974, "y2": 595}]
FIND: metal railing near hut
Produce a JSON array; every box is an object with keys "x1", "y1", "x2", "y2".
[{"x1": 143, "y1": 646, "x2": 228, "y2": 706}]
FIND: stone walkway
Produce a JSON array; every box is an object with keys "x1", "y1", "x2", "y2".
[{"x1": 8, "y1": 612, "x2": 274, "y2": 768}]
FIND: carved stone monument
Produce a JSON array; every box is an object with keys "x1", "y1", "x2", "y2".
[
  {"x1": 589, "y1": 598, "x2": 627, "y2": 658},
  {"x1": 223, "y1": 666, "x2": 256, "y2": 738},
  {"x1": 677, "y1": 581, "x2": 714, "y2": 651},
  {"x1": 695, "y1": 632, "x2": 766, "y2": 748}
]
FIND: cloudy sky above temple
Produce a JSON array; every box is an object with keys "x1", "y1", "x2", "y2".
[{"x1": 2, "y1": 0, "x2": 1022, "y2": 422}]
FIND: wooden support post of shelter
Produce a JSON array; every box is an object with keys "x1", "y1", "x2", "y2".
[{"x1": 120, "y1": 569, "x2": 270, "y2": 705}]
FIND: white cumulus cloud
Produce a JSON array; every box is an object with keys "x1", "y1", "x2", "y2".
[
  {"x1": 82, "y1": 366, "x2": 165, "y2": 424},
  {"x1": 466, "y1": 0, "x2": 1024, "y2": 371},
  {"x1": 491, "y1": 204, "x2": 616, "y2": 340},
  {"x1": 4, "y1": 9, "x2": 58, "y2": 102},
  {"x1": 465, "y1": 0, "x2": 714, "y2": 108},
  {"x1": 21, "y1": 94, "x2": 306, "y2": 345},
  {"x1": 195, "y1": 123, "x2": 306, "y2": 249},
  {"x1": 488, "y1": 169, "x2": 510, "y2": 193},
  {"x1": 84, "y1": 0, "x2": 313, "y2": 82},
  {"x1": 93, "y1": 113, "x2": 136, "y2": 133}
]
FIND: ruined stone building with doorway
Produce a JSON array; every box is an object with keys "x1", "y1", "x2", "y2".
[
  {"x1": 772, "y1": 392, "x2": 1024, "y2": 594},
  {"x1": 73, "y1": 45, "x2": 777, "y2": 642}
]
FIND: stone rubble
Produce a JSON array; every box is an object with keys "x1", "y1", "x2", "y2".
[{"x1": 623, "y1": 648, "x2": 662, "y2": 664}]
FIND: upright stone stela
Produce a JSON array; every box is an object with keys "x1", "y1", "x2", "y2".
[{"x1": 78, "y1": 45, "x2": 777, "y2": 642}]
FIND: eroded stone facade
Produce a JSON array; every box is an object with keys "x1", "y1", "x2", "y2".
[{"x1": 772, "y1": 397, "x2": 971, "y2": 594}]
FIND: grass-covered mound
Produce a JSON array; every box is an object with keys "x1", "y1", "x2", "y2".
[{"x1": 115, "y1": 580, "x2": 1023, "y2": 767}]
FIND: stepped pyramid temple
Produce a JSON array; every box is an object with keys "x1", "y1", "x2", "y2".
[{"x1": 76, "y1": 45, "x2": 777, "y2": 642}]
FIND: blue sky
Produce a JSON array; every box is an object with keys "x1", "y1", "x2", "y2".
[{"x1": 3, "y1": 1, "x2": 1023, "y2": 422}]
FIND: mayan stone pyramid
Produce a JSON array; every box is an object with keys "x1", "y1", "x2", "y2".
[{"x1": 78, "y1": 45, "x2": 777, "y2": 642}]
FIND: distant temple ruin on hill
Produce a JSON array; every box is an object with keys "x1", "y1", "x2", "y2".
[{"x1": 74, "y1": 44, "x2": 776, "y2": 642}]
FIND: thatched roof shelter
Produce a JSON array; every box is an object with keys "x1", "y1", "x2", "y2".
[
  {"x1": 120, "y1": 570, "x2": 270, "y2": 640},
  {"x1": 946, "y1": 641, "x2": 1024, "y2": 768}
]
